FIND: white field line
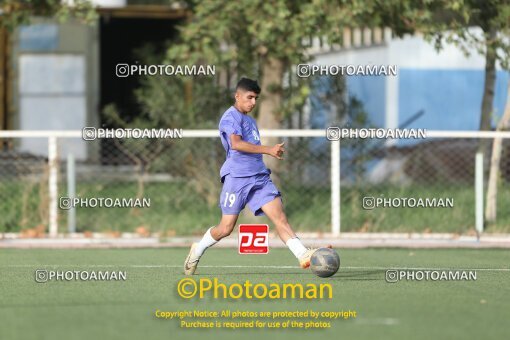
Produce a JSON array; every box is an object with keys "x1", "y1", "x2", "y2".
[{"x1": 1, "y1": 264, "x2": 509, "y2": 272}]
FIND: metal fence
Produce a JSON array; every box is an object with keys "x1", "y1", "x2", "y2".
[{"x1": 1, "y1": 129, "x2": 510, "y2": 237}]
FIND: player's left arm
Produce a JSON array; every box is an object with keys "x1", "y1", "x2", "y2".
[{"x1": 230, "y1": 135, "x2": 285, "y2": 160}]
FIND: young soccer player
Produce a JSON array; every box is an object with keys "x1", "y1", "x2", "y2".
[{"x1": 184, "y1": 78, "x2": 320, "y2": 275}]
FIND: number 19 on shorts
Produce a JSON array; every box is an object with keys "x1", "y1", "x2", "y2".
[
  {"x1": 223, "y1": 192, "x2": 236, "y2": 207},
  {"x1": 238, "y1": 224, "x2": 269, "y2": 254}
]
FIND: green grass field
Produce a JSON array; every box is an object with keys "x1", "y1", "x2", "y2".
[{"x1": 1, "y1": 247, "x2": 509, "y2": 340}]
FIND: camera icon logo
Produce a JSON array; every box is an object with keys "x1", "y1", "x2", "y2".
[
  {"x1": 326, "y1": 127, "x2": 340, "y2": 141},
  {"x1": 82, "y1": 127, "x2": 96, "y2": 141},
  {"x1": 116, "y1": 63, "x2": 130, "y2": 77},
  {"x1": 35, "y1": 270, "x2": 48, "y2": 283},
  {"x1": 59, "y1": 197, "x2": 72, "y2": 210},
  {"x1": 297, "y1": 64, "x2": 311, "y2": 78},
  {"x1": 385, "y1": 270, "x2": 399, "y2": 283},
  {"x1": 362, "y1": 197, "x2": 376, "y2": 210}
]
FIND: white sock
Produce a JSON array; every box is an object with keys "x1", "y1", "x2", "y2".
[
  {"x1": 286, "y1": 237, "x2": 307, "y2": 259},
  {"x1": 194, "y1": 227, "x2": 218, "y2": 257}
]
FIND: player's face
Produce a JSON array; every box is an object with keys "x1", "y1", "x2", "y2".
[{"x1": 235, "y1": 90, "x2": 259, "y2": 113}]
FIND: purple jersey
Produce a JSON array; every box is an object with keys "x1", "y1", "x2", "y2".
[{"x1": 219, "y1": 106, "x2": 269, "y2": 181}]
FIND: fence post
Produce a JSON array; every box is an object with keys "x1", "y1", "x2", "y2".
[
  {"x1": 331, "y1": 139, "x2": 340, "y2": 236},
  {"x1": 67, "y1": 153, "x2": 76, "y2": 233},
  {"x1": 48, "y1": 136, "x2": 58, "y2": 237},
  {"x1": 475, "y1": 152, "x2": 484, "y2": 237}
]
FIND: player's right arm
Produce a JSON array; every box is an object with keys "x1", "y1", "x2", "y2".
[{"x1": 230, "y1": 135, "x2": 285, "y2": 160}]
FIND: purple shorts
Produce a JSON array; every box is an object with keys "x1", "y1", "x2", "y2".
[{"x1": 219, "y1": 173, "x2": 281, "y2": 216}]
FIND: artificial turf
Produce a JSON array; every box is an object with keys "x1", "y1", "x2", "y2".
[{"x1": 0, "y1": 248, "x2": 509, "y2": 340}]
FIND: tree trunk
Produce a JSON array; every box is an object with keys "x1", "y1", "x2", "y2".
[
  {"x1": 485, "y1": 79, "x2": 510, "y2": 222},
  {"x1": 258, "y1": 56, "x2": 284, "y2": 181},
  {"x1": 478, "y1": 28, "x2": 497, "y2": 154},
  {"x1": 0, "y1": 27, "x2": 6, "y2": 131}
]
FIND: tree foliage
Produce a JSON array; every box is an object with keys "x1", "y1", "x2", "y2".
[
  {"x1": 416, "y1": 0, "x2": 510, "y2": 69},
  {"x1": 0, "y1": 0, "x2": 97, "y2": 30}
]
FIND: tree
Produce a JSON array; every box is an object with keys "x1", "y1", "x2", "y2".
[
  {"x1": 358, "y1": 0, "x2": 510, "y2": 226},
  {"x1": 102, "y1": 43, "x2": 233, "y2": 207},
  {"x1": 165, "y1": 0, "x2": 418, "y2": 176},
  {"x1": 390, "y1": 0, "x2": 510, "y2": 226},
  {"x1": 0, "y1": 0, "x2": 97, "y2": 30},
  {"x1": 419, "y1": 0, "x2": 510, "y2": 134},
  {"x1": 485, "y1": 80, "x2": 510, "y2": 222},
  {"x1": 168, "y1": 1, "x2": 510, "y2": 226}
]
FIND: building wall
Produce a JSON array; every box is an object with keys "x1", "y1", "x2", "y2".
[
  {"x1": 314, "y1": 30, "x2": 509, "y2": 131},
  {"x1": 11, "y1": 19, "x2": 99, "y2": 160}
]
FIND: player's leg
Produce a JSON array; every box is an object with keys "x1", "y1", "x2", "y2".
[
  {"x1": 194, "y1": 214, "x2": 240, "y2": 258},
  {"x1": 210, "y1": 214, "x2": 239, "y2": 240},
  {"x1": 184, "y1": 175, "x2": 247, "y2": 275},
  {"x1": 260, "y1": 197, "x2": 317, "y2": 268},
  {"x1": 259, "y1": 197, "x2": 295, "y2": 242},
  {"x1": 247, "y1": 174, "x2": 317, "y2": 268},
  {"x1": 183, "y1": 214, "x2": 239, "y2": 275}
]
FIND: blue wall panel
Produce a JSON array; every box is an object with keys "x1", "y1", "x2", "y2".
[
  {"x1": 398, "y1": 69, "x2": 509, "y2": 131},
  {"x1": 346, "y1": 75, "x2": 386, "y2": 128}
]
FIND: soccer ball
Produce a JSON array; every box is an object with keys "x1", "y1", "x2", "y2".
[{"x1": 310, "y1": 248, "x2": 340, "y2": 278}]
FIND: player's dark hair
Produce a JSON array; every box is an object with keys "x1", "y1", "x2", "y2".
[{"x1": 236, "y1": 78, "x2": 261, "y2": 94}]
